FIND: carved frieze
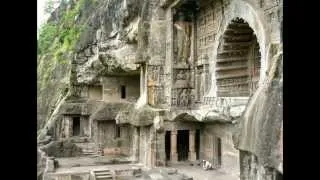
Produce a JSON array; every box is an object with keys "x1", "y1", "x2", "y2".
[
  {"x1": 196, "y1": 2, "x2": 216, "y2": 66},
  {"x1": 147, "y1": 65, "x2": 165, "y2": 106},
  {"x1": 171, "y1": 88, "x2": 193, "y2": 107}
]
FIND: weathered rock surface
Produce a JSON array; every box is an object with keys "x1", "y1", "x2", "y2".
[
  {"x1": 140, "y1": 168, "x2": 193, "y2": 180},
  {"x1": 235, "y1": 45, "x2": 283, "y2": 176},
  {"x1": 41, "y1": 139, "x2": 82, "y2": 157},
  {"x1": 38, "y1": 1, "x2": 283, "y2": 180},
  {"x1": 38, "y1": 0, "x2": 145, "y2": 140}
]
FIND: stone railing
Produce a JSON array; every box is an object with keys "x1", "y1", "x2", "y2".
[
  {"x1": 202, "y1": 96, "x2": 249, "y2": 106},
  {"x1": 201, "y1": 96, "x2": 250, "y2": 117}
]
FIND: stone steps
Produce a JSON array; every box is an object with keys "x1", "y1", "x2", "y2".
[{"x1": 92, "y1": 169, "x2": 114, "y2": 180}]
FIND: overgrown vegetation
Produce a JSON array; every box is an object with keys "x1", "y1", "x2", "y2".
[
  {"x1": 37, "y1": 0, "x2": 92, "y2": 88},
  {"x1": 38, "y1": 0, "x2": 84, "y2": 58},
  {"x1": 37, "y1": 0, "x2": 100, "y2": 132}
]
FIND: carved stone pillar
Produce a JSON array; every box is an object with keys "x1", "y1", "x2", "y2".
[
  {"x1": 64, "y1": 116, "x2": 72, "y2": 138},
  {"x1": 170, "y1": 130, "x2": 178, "y2": 162},
  {"x1": 189, "y1": 130, "x2": 197, "y2": 161},
  {"x1": 132, "y1": 127, "x2": 140, "y2": 162}
]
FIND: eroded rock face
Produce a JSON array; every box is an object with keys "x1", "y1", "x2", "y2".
[
  {"x1": 236, "y1": 45, "x2": 283, "y2": 179},
  {"x1": 41, "y1": 140, "x2": 82, "y2": 157},
  {"x1": 38, "y1": 0, "x2": 283, "y2": 179},
  {"x1": 72, "y1": 0, "x2": 144, "y2": 85},
  {"x1": 38, "y1": 0, "x2": 144, "y2": 140}
]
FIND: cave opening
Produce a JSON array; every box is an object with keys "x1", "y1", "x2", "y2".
[
  {"x1": 72, "y1": 117, "x2": 80, "y2": 136},
  {"x1": 165, "y1": 131, "x2": 171, "y2": 161},
  {"x1": 177, "y1": 130, "x2": 189, "y2": 161},
  {"x1": 195, "y1": 129, "x2": 200, "y2": 160},
  {"x1": 216, "y1": 17, "x2": 261, "y2": 97}
]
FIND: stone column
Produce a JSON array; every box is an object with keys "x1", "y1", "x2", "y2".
[
  {"x1": 189, "y1": 130, "x2": 197, "y2": 161},
  {"x1": 80, "y1": 116, "x2": 89, "y2": 137},
  {"x1": 170, "y1": 130, "x2": 178, "y2": 162},
  {"x1": 64, "y1": 116, "x2": 72, "y2": 138},
  {"x1": 45, "y1": 157, "x2": 55, "y2": 172},
  {"x1": 132, "y1": 127, "x2": 140, "y2": 162}
]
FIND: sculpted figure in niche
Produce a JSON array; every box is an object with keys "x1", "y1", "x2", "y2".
[
  {"x1": 152, "y1": 66, "x2": 159, "y2": 82},
  {"x1": 175, "y1": 70, "x2": 189, "y2": 88},
  {"x1": 179, "y1": 89, "x2": 189, "y2": 106},
  {"x1": 172, "y1": 90, "x2": 178, "y2": 105},
  {"x1": 174, "y1": 11, "x2": 192, "y2": 65},
  {"x1": 176, "y1": 70, "x2": 186, "y2": 80}
]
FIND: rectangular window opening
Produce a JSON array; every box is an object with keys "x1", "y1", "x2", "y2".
[
  {"x1": 121, "y1": 85, "x2": 126, "y2": 99},
  {"x1": 217, "y1": 137, "x2": 222, "y2": 167},
  {"x1": 195, "y1": 129, "x2": 200, "y2": 160},
  {"x1": 165, "y1": 131, "x2": 171, "y2": 161},
  {"x1": 72, "y1": 117, "x2": 80, "y2": 136},
  {"x1": 115, "y1": 125, "x2": 121, "y2": 138}
]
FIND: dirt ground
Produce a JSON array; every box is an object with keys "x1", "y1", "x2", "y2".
[
  {"x1": 173, "y1": 164, "x2": 239, "y2": 180},
  {"x1": 51, "y1": 157, "x2": 239, "y2": 180}
]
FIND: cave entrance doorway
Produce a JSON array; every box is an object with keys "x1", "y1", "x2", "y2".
[
  {"x1": 72, "y1": 117, "x2": 80, "y2": 136},
  {"x1": 216, "y1": 17, "x2": 261, "y2": 97},
  {"x1": 165, "y1": 131, "x2": 171, "y2": 161},
  {"x1": 177, "y1": 130, "x2": 189, "y2": 161},
  {"x1": 217, "y1": 137, "x2": 222, "y2": 167},
  {"x1": 195, "y1": 129, "x2": 200, "y2": 160}
]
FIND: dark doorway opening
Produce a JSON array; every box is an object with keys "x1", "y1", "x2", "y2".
[
  {"x1": 72, "y1": 117, "x2": 80, "y2": 136},
  {"x1": 276, "y1": 170, "x2": 282, "y2": 180},
  {"x1": 115, "y1": 125, "x2": 121, "y2": 138},
  {"x1": 217, "y1": 137, "x2": 222, "y2": 167},
  {"x1": 177, "y1": 130, "x2": 189, "y2": 161},
  {"x1": 121, "y1": 85, "x2": 126, "y2": 99},
  {"x1": 195, "y1": 129, "x2": 200, "y2": 160},
  {"x1": 165, "y1": 131, "x2": 171, "y2": 160}
]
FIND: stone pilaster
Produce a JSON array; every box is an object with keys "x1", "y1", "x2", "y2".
[
  {"x1": 170, "y1": 130, "x2": 178, "y2": 162},
  {"x1": 189, "y1": 130, "x2": 197, "y2": 161},
  {"x1": 132, "y1": 127, "x2": 140, "y2": 162},
  {"x1": 64, "y1": 116, "x2": 72, "y2": 138}
]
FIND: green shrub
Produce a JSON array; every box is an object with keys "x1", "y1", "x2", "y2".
[{"x1": 38, "y1": 23, "x2": 58, "y2": 54}]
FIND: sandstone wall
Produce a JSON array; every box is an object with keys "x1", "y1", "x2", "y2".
[
  {"x1": 102, "y1": 76, "x2": 140, "y2": 102},
  {"x1": 202, "y1": 123, "x2": 239, "y2": 171}
]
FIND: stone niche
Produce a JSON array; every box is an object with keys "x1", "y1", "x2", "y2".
[
  {"x1": 215, "y1": 18, "x2": 261, "y2": 97},
  {"x1": 93, "y1": 120, "x2": 132, "y2": 157},
  {"x1": 170, "y1": 0, "x2": 198, "y2": 108},
  {"x1": 60, "y1": 115, "x2": 89, "y2": 138},
  {"x1": 88, "y1": 85, "x2": 103, "y2": 100},
  {"x1": 102, "y1": 76, "x2": 140, "y2": 102},
  {"x1": 147, "y1": 65, "x2": 165, "y2": 106}
]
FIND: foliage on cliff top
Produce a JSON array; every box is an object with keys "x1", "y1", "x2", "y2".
[
  {"x1": 37, "y1": 0, "x2": 97, "y2": 57},
  {"x1": 38, "y1": 0, "x2": 99, "y2": 89}
]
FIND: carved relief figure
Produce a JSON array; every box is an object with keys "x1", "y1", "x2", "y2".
[
  {"x1": 174, "y1": 11, "x2": 193, "y2": 65},
  {"x1": 174, "y1": 70, "x2": 189, "y2": 89},
  {"x1": 176, "y1": 70, "x2": 186, "y2": 80},
  {"x1": 172, "y1": 90, "x2": 178, "y2": 105},
  {"x1": 153, "y1": 66, "x2": 159, "y2": 82},
  {"x1": 179, "y1": 89, "x2": 189, "y2": 106}
]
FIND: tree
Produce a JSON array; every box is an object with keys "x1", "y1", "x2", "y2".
[{"x1": 44, "y1": 0, "x2": 60, "y2": 14}]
